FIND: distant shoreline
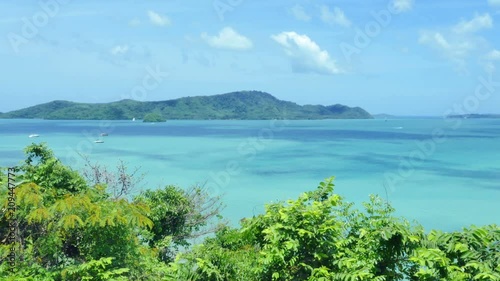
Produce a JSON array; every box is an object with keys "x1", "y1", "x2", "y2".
[{"x1": 446, "y1": 114, "x2": 500, "y2": 119}]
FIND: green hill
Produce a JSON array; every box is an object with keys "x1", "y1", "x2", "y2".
[
  {"x1": 143, "y1": 112, "x2": 166, "y2": 123},
  {"x1": 0, "y1": 91, "x2": 372, "y2": 120}
]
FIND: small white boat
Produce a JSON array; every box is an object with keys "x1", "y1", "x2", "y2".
[
  {"x1": 94, "y1": 140, "x2": 104, "y2": 143},
  {"x1": 29, "y1": 134, "x2": 39, "y2": 138},
  {"x1": 132, "y1": 117, "x2": 136, "y2": 121}
]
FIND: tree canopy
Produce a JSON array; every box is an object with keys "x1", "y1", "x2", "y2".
[
  {"x1": 0, "y1": 143, "x2": 222, "y2": 280},
  {"x1": 142, "y1": 112, "x2": 166, "y2": 123}
]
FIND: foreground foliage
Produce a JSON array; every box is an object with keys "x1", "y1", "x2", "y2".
[
  {"x1": 175, "y1": 177, "x2": 499, "y2": 280},
  {"x1": 0, "y1": 143, "x2": 221, "y2": 280},
  {"x1": 1, "y1": 144, "x2": 499, "y2": 280}
]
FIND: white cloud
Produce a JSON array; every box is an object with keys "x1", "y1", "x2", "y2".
[
  {"x1": 271, "y1": 31, "x2": 342, "y2": 75},
  {"x1": 110, "y1": 45, "x2": 129, "y2": 56},
  {"x1": 486, "y1": 49, "x2": 500, "y2": 60},
  {"x1": 201, "y1": 27, "x2": 253, "y2": 50},
  {"x1": 320, "y1": 6, "x2": 351, "y2": 27},
  {"x1": 129, "y1": 18, "x2": 141, "y2": 27},
  {"x1": 488, "y1": 0, "x2": 500, "y2": 6},
  {"x1": 419, "y1": 32, "x2": 474, "y2": 57},
  {"x1": 391, "y1": 0, "x2": 414, "y2": 12},
  {"x1": 419, "y1": 32, "x2": 450, "y2": 50},
  {"x1": 419, "y1": 31, "x2": 473, "y2": 70},
  {"x1": 419, "y1": 12, "x2": 495, "y2": 72},
  {"x1": 148, "y1": 10, "x2": 170, "y2": 26},
  {"x1": 453, "y1": 13, "x2": 493, "y2": 33},
  {"x1": 483, "y1": 49, "x2": 500, "y2": 72},
  {"x1": 290, "y1": 4, "x2": 311, "y2": 22}
]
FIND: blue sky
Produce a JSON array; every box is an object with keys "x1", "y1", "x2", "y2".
[{"x1": 1, "y1": 0, "x2": 500, "y2": 115}]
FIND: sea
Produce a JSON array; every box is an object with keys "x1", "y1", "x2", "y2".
[{"x1": 1, "y1": 118, "x2": 499, "y2": 231}]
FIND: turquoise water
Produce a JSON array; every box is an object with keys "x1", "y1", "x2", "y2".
[{"x1": 1, "y1": 118, "x2": 499, "y2": 231}]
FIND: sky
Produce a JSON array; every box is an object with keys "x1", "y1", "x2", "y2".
[{"x1": 1, "y1": 0, "x2": 500, "y2": 115}]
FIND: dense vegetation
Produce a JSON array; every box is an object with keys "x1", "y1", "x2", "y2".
[
  {"x1": 0, "y1": 91, "x2": 372, "y2": 120},
  {"x1": 1, "y1": 144, "x2": 499, "y2": 280},
  {"x1": 142, "y1": 113, "x2": 166, "y2": 123}
]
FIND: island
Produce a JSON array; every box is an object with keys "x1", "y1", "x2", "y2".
[
  {"x1": 372, "y1": 113, "x2": 396, "y2": 119},
  {"x1": 0, "y1": 91, "x2": 372, "y2": 120},
  {"x1": 447, "y1": 114, "x2": 500, "y2": 119},
  {"x1": 143, "y1": 112, "x2": 166, "y2": 123}
]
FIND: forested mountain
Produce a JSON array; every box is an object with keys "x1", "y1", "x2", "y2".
[{"x1": 0, "y1": 91, "x2": 372, "y2": 120}]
